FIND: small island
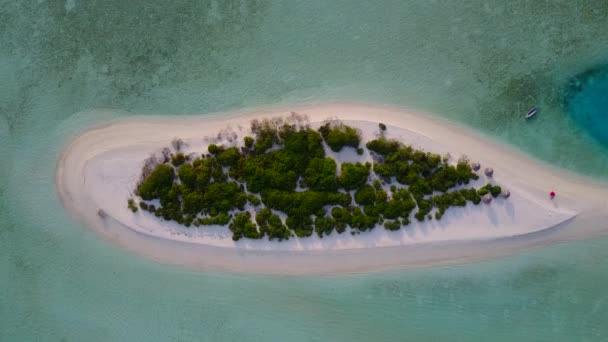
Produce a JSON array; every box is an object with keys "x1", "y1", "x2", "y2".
[
  {"x1": 131, "y1": 116, "x2": 506, "y2": 241},
  {"x1": 57, "y1": 103, "x2": 596, "y2": 274}
]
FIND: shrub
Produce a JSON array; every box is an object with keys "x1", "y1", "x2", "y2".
[
  {"x1": 303, "y1": 158, "x2": 338, "y2": 191},
  {"x1": 354, "y1": 185, "x2": 376, "y2": 206},
  {"x1": 229, "y1": 212, "x2": 261, "y2": 240},
  {"x1": 414, "y1": 208, "x2": 427, "y2": 222},
  {"x1": 373, "y1": 179, "x2": 382, "y2": 191},
  {"x1": 350, "y1": 207, "x2": 377, "y2": 231},
  {"x1": 314, "y1": 216, "x2": 336, "y2": 237},
  {"x1": 177, "y1": 163, "x2": 196, "y2": 188},
  {"x1": 366, "y1": 138, "x2": 400, "y2": 155},
  {"x1": 244, "y1": 136, "x2": 254, "y2": 149},
  {"x1": 382, "y1": 193, "x2": 416, "y2": 220},
  {"x1": 286, "y1": 215, "x2": 314, "y2": 237},
  {"x1": 203, "y1": 182, "x2": 247, "y2": 213},
  {"x1": 171, "y1": 153, "x2": 186, "y2": 167},
  {"x1": 375, "y1": 189, "x2": 388, "y2": 203},
  {"x1": 255, "y1": 208, "x2": 291, "y2": 240},
  {"x1": 183, "y1": 215, "x2": 193, "y2": 227},
  {"x1": 137, "y1": 164, "x2": 175, "y2": 200},
  {"x1": 456, "y1": 161, "x2": 478, "y2": 183},
  {"x1": 373, "y1": 163, "x2": 395, "y2": 182},
  {"x1": 384, "y1": 220, "x2": 400, "y2": 231},
  {"x1": 255, "y1": 207, "x2": 271, "y2": 226},
  {"x1": 247, "y1": 194, "x2": 261, "y2": 206},
  {"x1": 356, "y1": 148, "x2": 364, "y2": 155},
  {"x1": 217, "y1": 147, "x2": 241, "y2": 167},
  {"x1": 363, "y1": 203, "x2": 381, "y2": 217},
  {"x1": 458, "y1": 188, "x2": 480, "y2": 205},
  {"x1": 318, "y1": 123, "x2": 361, "y2": 152},
  {"x1": 251, "y1": 123, "x2": 279, "y2": 155},
  {"x1": 195, "y1": 213, "x2": 232, "y2": 226},
  {"x1": 331, "y1": 207, "x2": 351, "y2": 233},
  {"x1": 139, "y1": 202, "x2": 149, "y2": 211},
  {"x1": 338, "y1": 162, "x2": 370, "y2": 190},
  {"x1": 127, "y1": 198, "x2": 138, "y2": 212},
  {"x1": 490, "y1": 185, "x2": 502, "y2": 198},
  {"x1": 261, "y1": 189, "x2": 350, "y2": 219},
  {"x1": 254, "y1": 136, "x2": 274, "y2": 155},
  {"x1": 379, "y1": 123, "x2": 387, "y2": 131},
  {"x1": 266, "y1": 214, "x2": 291, "y2": 241},
  {"x1": 208, "y1": 144, "x2": 221, "y2": 155}
]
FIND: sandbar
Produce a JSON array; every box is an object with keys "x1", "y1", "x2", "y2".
[{"x1": 56, "y1": 103, "x2": 608, "y2": 275}]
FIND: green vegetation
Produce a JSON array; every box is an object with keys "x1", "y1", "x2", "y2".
[
  {"x1": 354, "y1": 185, "x2": 376, "y2": 206},
  {"x1": 255, "y1": 208, "x2": 291, "y2": 241},
  {"x1": 338, "y1": 162, "x2": 370, "y2": 190},
  {"x1": 194, "y1": 213, "x2": 231, "y2": 226},
  {"x1": 136, "y1": 164, "x2": 175, "y2": 200},
  {"x1": 171, "y1": 153, "x2": 186, "y2": 167},
  {"x1": 132, "y1": 118, "x2": 504, "y2": 241},
  {"x1": 478, "y1": 184, "x2": 502, "y2": 198},
  {"x1": 302, "y1": 158, "x2": 338, "y2": 191},
  {"x1": 229, "y1": 212, "x2": 261, "y2": 241},
  {"x1": 384, "y1": 220, "x2": 400, "y2": 231},
  {"x1": 318, "y1": 122, "x2": 361, "y2": 152},
  {"x1": 127, "y1": 198, "x2": 138, "y2": 213}
]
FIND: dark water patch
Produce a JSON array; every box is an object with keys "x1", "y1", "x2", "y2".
[{"x1": 564, "y1": 65, "x2": 608, "y2": 147}]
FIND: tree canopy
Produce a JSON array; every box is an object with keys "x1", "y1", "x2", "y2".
[{"x1": 132, "y1": 119, "x2": 500, "y2": 241}]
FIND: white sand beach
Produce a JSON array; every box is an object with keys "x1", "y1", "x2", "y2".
[{"x1": 56, "y1": 103, "x2": 608, "y2": 274}]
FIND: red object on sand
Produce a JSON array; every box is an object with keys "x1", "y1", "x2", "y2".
[{"x1": 550, "y1": 191, "x2": 556, "y2": 198}]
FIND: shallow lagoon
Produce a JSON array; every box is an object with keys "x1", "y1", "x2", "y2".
[{"x1": 1, "y1": 0, "x2": 608, "y2": 340}]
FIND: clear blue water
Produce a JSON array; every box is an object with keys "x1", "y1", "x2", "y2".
[
  {"x1": 566, "y1": 66, "x2": 608, "y2": 147},
  {"x1": 2, "y1": 1, "x2": 608, "y2": 341}
]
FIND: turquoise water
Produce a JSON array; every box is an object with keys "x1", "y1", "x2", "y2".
[
  {"x1": 2, "y1": 1, "x2": 608, "y2": 340},
  {"x1": 565, "y1": 66, "x2": 608, "y2": 147}
]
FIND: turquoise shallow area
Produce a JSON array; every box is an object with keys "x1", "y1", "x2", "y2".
[
  {"x1": 565, "y1": 66, "x2": 608, "y2": 147},
  {"x1": 1, "y1": 1, "x2": 608, "y2": 340}
]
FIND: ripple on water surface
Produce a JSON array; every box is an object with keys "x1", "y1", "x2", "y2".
[{"x1": 565, "y1": 66, "x2": 608, "y2": 147}]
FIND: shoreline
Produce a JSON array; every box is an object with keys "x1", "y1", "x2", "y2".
[{"x1": 56, "y1": 102, "x2": 608, "y2": 275}]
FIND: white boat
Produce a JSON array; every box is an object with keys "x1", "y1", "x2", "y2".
[{"x1": 526, "y1": 106, "x2": 538, "y2": 119}]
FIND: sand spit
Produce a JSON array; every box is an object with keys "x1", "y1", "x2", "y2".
[{"x1": 56, "y1": 103, "x2": 608, "y2": 275}]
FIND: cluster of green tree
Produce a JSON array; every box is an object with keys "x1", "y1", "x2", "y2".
[
  {"x1": 132, "y1": 120, "x2": 502, "y2": 241},
  {"x1": 261, "y1": 189, "x2": 351, "y2": 237},
  {"x1": 242, "y1": 127, "x2": 325, "y2": 193},
  {"x1": 255, "y1": 208, "x2": 291, "y2": 241},
  {"x1": 193, "y1": 213, "x2": 231, "y2": 226},
  {"x1": 171, "y1": 153, "x2": 187, "y2": 166},
  {"x1": 318, "y1": 122, "x2": 361, "y2": 152},
  {"x1": 477, "y1": 184, "x2": 502, "y2": 197},
  {"x1": 366, "y1": 137, "x2": 482, "y2": 220},
  {"x1": 431, "y1": 188, "x2": 481, "y2": 220}
]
